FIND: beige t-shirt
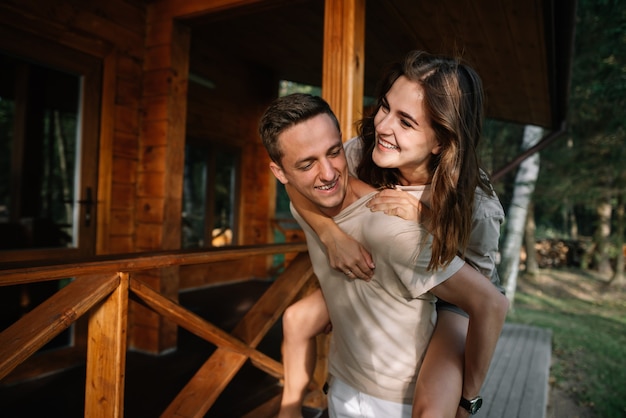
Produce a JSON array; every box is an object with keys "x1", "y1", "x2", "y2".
[
  {"x1": 292, "y1": 192, "x2": 464, "y2": 403},
  {"x1": 343, "y1": 136, "x2": 504, "y2": 287}
]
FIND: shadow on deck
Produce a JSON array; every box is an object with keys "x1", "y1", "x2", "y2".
[{"x1": 0, "y1": 280, "x2": 552, "y2": 418}]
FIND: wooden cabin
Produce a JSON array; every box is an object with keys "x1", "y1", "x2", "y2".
[{"x1": 0, "y1": 0, "x2": 576, "y2": 416}]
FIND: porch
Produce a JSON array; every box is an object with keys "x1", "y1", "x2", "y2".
[{"x1": 0, "y1": 271, "x2": 552, "y2": 417}]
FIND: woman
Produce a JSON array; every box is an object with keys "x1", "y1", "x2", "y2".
[{"x1": 279, "y1": 50, "x2": 504, "y2": 418}]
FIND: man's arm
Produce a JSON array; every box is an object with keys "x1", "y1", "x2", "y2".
[
  {"x1": 285, "y1": 183, "x2": 375, "y2": 280},
  {"x1": 429, "y1": 263, "x2": 509, "y2": 405}
]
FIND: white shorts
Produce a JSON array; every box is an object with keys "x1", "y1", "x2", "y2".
[{"x1": 327, "y1": 377, "x2": 412, "y2": 418}]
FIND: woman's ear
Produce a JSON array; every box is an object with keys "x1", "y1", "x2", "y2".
[
  {"x1": 269, "y1": 161, "x2": 288, "y2": 185},
  {"x1": 431, "y1": 142, "x2": 443, "y2": 155}
]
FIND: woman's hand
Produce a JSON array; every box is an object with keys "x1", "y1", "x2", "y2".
[
  {"x1": 319, "y1": 227, "x2": 375, "y2": 281},
  {"x1": 366, "y1": 188, "x2": 430, "y2": 222}
]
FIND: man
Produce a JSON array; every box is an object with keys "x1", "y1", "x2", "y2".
[{"x1": 259, "y1": 93, "x2": 508, "y2": 417}]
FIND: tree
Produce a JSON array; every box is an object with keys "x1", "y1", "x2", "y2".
[
  {"x1": 498, "y1": 125, "x2": 543, "y2": 308},
  {"x1": 609, "y1": 187, "x2": 625, "y2": 285},
  {"x1": 529, "y1": 0, "x2": 626, "y2": 280},
  {"x1": 569, "y1": 0, "x2": 626, "y2": 276}
]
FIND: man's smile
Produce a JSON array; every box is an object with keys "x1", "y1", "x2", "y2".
[{"x1": 315, "y1": 179, "x2": 339, "y2": 191}]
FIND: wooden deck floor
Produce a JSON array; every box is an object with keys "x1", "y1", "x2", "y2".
[{"x1": 477, "y1": 323, "x2": 553, "y2": 418}]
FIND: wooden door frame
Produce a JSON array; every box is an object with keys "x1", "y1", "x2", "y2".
[{"x1": 0, "y1": 26, "x2": 102, "y2": 262}]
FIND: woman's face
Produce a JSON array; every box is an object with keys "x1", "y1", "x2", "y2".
[{"x1": 372, "y1": 75, "x2": 441, "y2": 185}]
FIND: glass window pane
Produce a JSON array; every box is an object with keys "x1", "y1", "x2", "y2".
[
  {"x1": 182, "y1": 143, "x2": 239, "y2": 248},
  {"x1": 212, "y1": 150, "x2": 237, "y2": 247},
  {"x1": 182, "y1": 145, "x2": 207, "y2": 249},
  {"x1": 0, "y1": 53, "x2": 80, "y2": 250}
]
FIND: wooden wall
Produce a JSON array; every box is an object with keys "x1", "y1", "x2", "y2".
[
  {"x1": 0, "y1": 0, "x2": 284, "y2": 353},
  {"x1": 181, "y1": 40, "x2": 279, "y2": 290},
  {"x1": 0, "y1": 0, "x2": 154, "y2": 351}
]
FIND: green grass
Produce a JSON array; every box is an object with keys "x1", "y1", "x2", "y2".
[{"x1": 507, "y1": 269, "x2": 626, "y2": 418}]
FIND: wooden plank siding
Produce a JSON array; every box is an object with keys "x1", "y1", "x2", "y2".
[
  {"x1": 0, "y1": 1, "x2": 146, "y2": 259},
  {"x1": 0, "y1": 0, "x2": 152, "y2": 352},
  {"x1": 0, "y1": 0, "x2": 288, "y2": 353}
]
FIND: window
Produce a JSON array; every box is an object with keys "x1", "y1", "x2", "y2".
[
  {"x1": 0, "y1": 53, "x2": 81, "y2": 251},
  {"x1": 182, "y1": 142, "x2": 240, "y2": 248},
  {"x1": 0, "y1": 29, "x2": 100, "y2": 260},
  {"x1": 0, "y1": 30, "x2": 101, "y2": 359}
]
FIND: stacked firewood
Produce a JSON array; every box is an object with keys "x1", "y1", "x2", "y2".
[{"x1": 532, "y1": 239, "x2": 587, "y2": 268}]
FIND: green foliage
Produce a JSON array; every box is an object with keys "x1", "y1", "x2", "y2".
[
  {"x1": 571, "y1": 0, "x2": 626, "y2": 135},
  {"x1": 480, "y1": 118, "x2": 526, "y2": 209},
  {"x1": 278, "y1": 80, "x2": 321, "y2": 97},
  {"x1": 568, "y1": 0, "x2": 626, "y2": 184},
  {"x1": 528, "y1": 0, "x2": 626, "y2": 242}
]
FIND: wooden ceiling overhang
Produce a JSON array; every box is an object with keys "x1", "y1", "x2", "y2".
[{"x1": 156, "y1": 0, "x2": 576, "y2": 132}]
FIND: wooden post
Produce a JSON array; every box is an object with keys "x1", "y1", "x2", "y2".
[
  {"x1": 322, "y1": 0, "x2": 365, "y2": 140},
  {"x1": 309, "y1": 0, "x2": 366, "y2": 409},
  {"x1": 131, "y1": 7, "x2": 191, "y2": 354},
  {"x1": 85, "y1": 273, "x2": 129, "y2": 417}
]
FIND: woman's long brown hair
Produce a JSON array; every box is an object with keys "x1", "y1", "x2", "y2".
[{"x1": 356, "y1": 50, "x2": 494, "y2": 271}]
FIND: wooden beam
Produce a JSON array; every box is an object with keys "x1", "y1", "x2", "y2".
[
  {"x1": 322, "y1": 0, "x2": 365, "y2": 139},
  {"x1": 151, "y1": 0, "x2": 290, "y2": 20},
  {"x1": 0, "y1": 243, "x2": 308, "y2": 285},
  {"x1": 85, "y1": 273, "x2": 129, "y2": 418},
  {"x1": 162, "y1": 252, "x2": 315, "y2": 417},
  {"x1": 129, "y1": 277, "x2": 284, "y2": 378},
  {"x1": 0, "y1": 4, "x2": 113, "y2": 59},
  {"x1": 163, "y1": 349, "x2": 248, "y2": 418},
  {"x1": 0, "y1": 273, "x2": 120, "y2": 380}
]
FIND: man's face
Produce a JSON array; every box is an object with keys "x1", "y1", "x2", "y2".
[{"x1": 270, "y1": 113, "x2": 348, "y2": 217}]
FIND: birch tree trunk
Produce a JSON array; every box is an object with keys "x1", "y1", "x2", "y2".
[{"x1": 498, "y1": 125, "x2": 543, "y2": 308}]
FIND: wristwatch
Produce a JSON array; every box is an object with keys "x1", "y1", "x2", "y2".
[{"x1": 459, "y1": 395, "x2": 483, "y2": 415}]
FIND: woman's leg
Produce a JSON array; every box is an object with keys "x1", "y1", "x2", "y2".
[
  {"x1": 412, "y1": 310, "x2": 469, "y2": 418},
  {"x1": 279, "y1": 288, "x2": 331, "y2": 418}
]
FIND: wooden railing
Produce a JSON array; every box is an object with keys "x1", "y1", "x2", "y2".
[{"x1": 0, "y1": 243, "x2": 318, "y2": 417}]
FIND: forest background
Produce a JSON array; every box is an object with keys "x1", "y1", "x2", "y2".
[
  {"x1": 482, "y1": 1, "x2": 625, "y2": 417},
  {"x1": 483, "y1": 0, "x2": 626, "y2": 296}
]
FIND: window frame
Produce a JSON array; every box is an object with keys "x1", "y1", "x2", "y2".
[
  {"x1": 183, "y1": 138, "x2": 241, "y2": 249},
  {"x1": 0, "y1": 26, "x2": 101, "y2": 262}
]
